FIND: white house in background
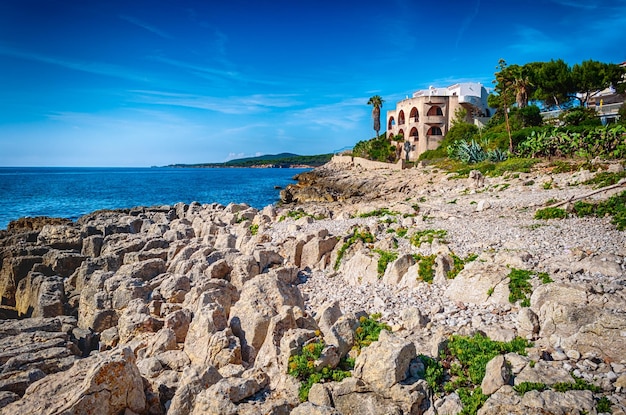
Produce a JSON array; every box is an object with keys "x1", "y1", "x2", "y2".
[{"x1": 386, "y1": 82, "x2": 492, "y2": 161}]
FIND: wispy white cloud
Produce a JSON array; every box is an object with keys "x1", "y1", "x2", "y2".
[
  {"x1": 455, "y1": 0, "x2": 481, "y2": 49},
  {"x1": 547, "y1": 0, "x2": 598, "y2": 9},
  {"x1": 288, "y1": 97, "x2": 368, "y2": 130},
  {"x1": 0, "y1": 44, "x2": 148, "y2": 82},
  {"x1": 508, "y1": 25, "x2": 569, "y2": 57},
  {"x1": 119, "y1": 15, "x2": 173, "y2": 39},
  {"x1": 130, "y1": 89, "x2": 302, "y2": 114}
]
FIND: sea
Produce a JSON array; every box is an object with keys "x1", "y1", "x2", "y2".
[{"x1": 0, "y1": 167, "x2": 310, "y2": 230}]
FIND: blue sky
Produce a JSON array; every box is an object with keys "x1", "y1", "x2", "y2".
[{"x1": 1, "y1": 0, "x2": 625, "y2": 167}]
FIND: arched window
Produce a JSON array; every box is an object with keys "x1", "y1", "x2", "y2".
[
  {"x1": 427, "y1": 106, "x2": 443, "y2": 116},
  {"x1": 398, "y1": 110, "x2": 405, "y2": 125},
  {"x1": 409, "y1": 127, "x2": 418, "y2": 140},
  {"x1": 427, "y1": 126, "x2": 442, "y2": 135},
  {"x1": 409, "y1": 107, "x2": 419, "y2": 123},
  {"x1": 388, "y1": 117, "x2": 396, "y2": 130}
]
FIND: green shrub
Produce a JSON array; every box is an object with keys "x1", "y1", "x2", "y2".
[
  {"x1": 249, "y1": 224, "x2": 259, "y2": 235},
  {"x1": 514, "y1": 382, "x2": 548, "y2": 395},
  {"x1": 573, "y1": 190, "x2": 626, "y2": 230},
  {"x1": 413, "y1": 253, "x2": 436, "y2": 283},
  {"x1": 552, "y1": 374, "x2": 601, "y2": 393},
  {"x1": 373, "y1": 249, "x2": 398, "y2": 277},
  {"x1": 583, "y1": 171, "x2": 626, "y2": 188},
  {"x1": 354, "y1": 314, "x2": 390, "y2": 352},
  {"x1": 534, "y1": 207, "x2": 568, "y2": 220},
  {"x1": 288, "y1": 339, "x2": 353, "y2": 401},
  {"x1": 458, "y1": 387, "x2": 489, "y2": 415},
  {"x1": 596, "y1": 396, "x2": 612, "y2": 413},
  {"x1": 334, "y1": 228, "x2": 375, "y2": 270},
  {"x1": 418, "y1": 355, "x2": 444, "y2": 391},
  {"x1": 507, "y1": 268, "x2": 534, "y2": 307},
  {"x1": 447, "y1": 334, "x2": 531, "y2": 385},
  {"x1": 447, "y1": 253, "x2": 478, "y2": 279},
  {"x1": 357, "y1": 207, "x2": 400, "y2": 218},
  {"x1": 410, "y1": 229, "x2": 447, "y2": 246}
]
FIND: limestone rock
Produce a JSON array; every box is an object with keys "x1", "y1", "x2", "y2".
[
  {"x1": 291, "y1": 402, "x2": 342, "y2": 415},
  {"x1": 481, "y1": 355, "x2": 511, "y2": 395},
  {"x1": 168, "y1": 365, "x2": 222, "y2": 415},
  {"x1": 340, "y1": 251, "x2": 379, "y2": 286},
  {"x1": 15, "y1": 273, "x2": 65, "y2": 318},
  {"x1": 3, "y1": 347, "x2": 146, "y2": 415},
  {"x1": 354, "y1": 330, "x2": 415, "y2": 391},
  {"x1": 444, "y1": 260, "x2": 510, "y2": 305},
  {"x1": 229, "y1": 271, "x2": 305, "y2": 362},
  {"x1": 514, "y1": 360, "x2": 573, "y2": 385},
  {"x1": 382, "y1": 254, "x2": 416, "y2": 286},
  {"x1": 300, "y1": 235, "x2": 338, "y2": 270},
  {"x1": 37, "y1": 224, "x2": 82, "y2": 250}
]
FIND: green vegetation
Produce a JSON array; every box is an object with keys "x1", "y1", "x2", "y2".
[
  {"x1": 410, "y1": 229, "x2": 447, "y2": 246},
  {"x1": 507, "y1": 268, "x2": 552, "y2": 307},
  {"x1": 413, "y1": 253, "x2": 436, "y2": 283},
  {"x1": 425, "y1": 333, "x2": 533, "y2": 414},
  {"x1": 596, "y1": 396, "x2": 612, "y2": 413},
  {"x1": 249, "y1": 224, "x2": 259, "y2": 235},
  {"x1": 334, "y1": 228, "x2": 375, "y2": 270},
  {"x1": 447, "y1": 334, "x2": 531, "y2": 385},
  {"x1": 573, "y1": 190, "x2": 626, "y2": 230},
  {"x1": 168, "y1": 152, "x2": 332, "y2": 168},
  {"x1": 354, "y1": 313, "x2": 391, "y2": 352},
  {"x1": 552, "y1": 374, "x2": 602, "y2": 393},
  {"x1": 288, "y1": 339, "x2": 353, "y2": 402},
  {"x1": 534, "y1": 207, "x2": 568, "y2": 220},
  {"x1": 279, "y1": 209, "x2": 324, "y2": 222},
  {"x1": 418, "y1": 355, "x2": 444, "y2": 391},
  {"x1": 513, "y1": 381, "x2": 549, "y2": 395},
  {"x1": 448, "y1": 253, "x2": 479, "y2": 279},
  {"x1": 373, "y1": 249, "x2": 398, "y2": 277},
  {"x1": 353, "y1": 133, "x2": 397, "y2": 163},
  {"x1": 583, "y1": 170, "x2": 626, "y2": 188},
  {"x1": 357, "y1": 207, "x2": 400, "y2": 218}
]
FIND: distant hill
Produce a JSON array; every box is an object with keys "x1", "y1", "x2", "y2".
[{"x1": 167, "y1": 153, "x2": 333, "y2": 168}]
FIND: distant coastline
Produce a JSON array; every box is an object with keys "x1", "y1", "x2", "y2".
[{"x1": 165, "y1": 152, "x2": 332, "y2": 169}]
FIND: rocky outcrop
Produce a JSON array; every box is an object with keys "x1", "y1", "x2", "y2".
[
  {"x1": 1, "y1": 161, "x2": 626, "y2": 414},
  {"x1": 2, "y1": 347, "x2": 145, "y2": 414}
]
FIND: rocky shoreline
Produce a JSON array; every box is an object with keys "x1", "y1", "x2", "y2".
[{"x1": 1, "y1": 159, "x2": 625, "y2": 414}]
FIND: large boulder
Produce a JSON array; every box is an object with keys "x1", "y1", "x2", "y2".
[
  {"x1": 444, "y1": 260, "x2": 510, "y2": 305},
  {"x1": 15, "y1": 273, "x2": 65, "y2": 318},
  {"x1": 2, "y1": 347, "x2": 146, "y2": 414},
  {"x1": 0, "y1": 255, "x2": 43, "y2": 306},
  {"x1": 353, "y1": 330, "x2": 416, "y2": 391},
  {"x1": 229, "y1": 269, "x2": 305, "y2": 363}
]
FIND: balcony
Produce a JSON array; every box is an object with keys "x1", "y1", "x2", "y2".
[
  {"x1": 423, "y1": 115, "x2": 445, "y2": 124},
  {"x1": 409, "y1": 117, "x2": 419, "y2": 123}
]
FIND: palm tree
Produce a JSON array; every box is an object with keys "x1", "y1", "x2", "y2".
[
  {"x1": 367, "y1": 95, "x2": 384, "y2": 139},
  {"x1": 509, "y1": 64, "x2": 533, "y2": 108}
]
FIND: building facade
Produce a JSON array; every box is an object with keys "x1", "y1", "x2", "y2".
[{"x1": 386, "y1": 82, "x2": 491, "y2": 161}]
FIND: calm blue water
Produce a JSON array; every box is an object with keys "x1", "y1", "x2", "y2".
[{"x1": 0, "y1": 167, "x2": 309, "y2": 230}]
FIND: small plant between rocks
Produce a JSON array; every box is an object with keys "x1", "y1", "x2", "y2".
[
  {"x1": 534, "y1": 207, "x2": 568, "y2": 220},
  {"x1": 410, "y1": 229, "x2": 448, "y2": 246},
  {"x1": 249, "y1": 223, "x2": 259, "y2": 235},
  {"x1": 287, "y1": 339, "x2": 353, "y2": 402},
  {"x1": 422, "y1": 333, "x2": 533, "y2": 415},
  {"x1": 334, "y1": 227, "x2": 375, "y2": 270},
  {"x1": 507, "y1": 268, "x2": 551, "y2": 307},
  {"x1": 573, "y1": 190, "x2": 626, "y2": 230},
  {"x1": 356, "y1": 207, "x2": 400, "y2": 218},
  {"x1": 373, "y1": 249, "x2": 398, "y2": 278}
]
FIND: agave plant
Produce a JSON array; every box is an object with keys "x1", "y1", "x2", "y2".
[
  {"x1": 487, "y1": 148, "x2": 509, "y2": 162},
  {"x1": 455, "y1": 140, "x2": 488, "y2": 164}
]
